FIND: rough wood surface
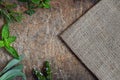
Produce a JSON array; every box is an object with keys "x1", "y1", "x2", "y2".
[
  {"x1": 0, "y1": 0, "x2": 99, "y2": 80},
  {"x1": 61, "y1": 0, "x2": 120, "y2": 80}
]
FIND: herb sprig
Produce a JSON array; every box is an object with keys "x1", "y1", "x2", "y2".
[
  {"x1": 18, "y1": 0, "x2": 51, "y2": 15},
  {"x1": 0, "y1": 23, "x2": 19, "y2": 59},
  {"x1": 33, "y1": 61, "x2": 52, "y2": 80},
  {"x1": 0, "y1": 0, "x2": 52, "y2": 80},
  {"x1": 0, "y1": 1, "x2": 23, "y2": 23},
  {"x1": 0, "y1": 55, "x2": 26, "y2": 80}
]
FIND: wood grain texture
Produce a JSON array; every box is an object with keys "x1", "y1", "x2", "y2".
[
  {"x1": 0, "y1": 0, "x2": 99, "y2": 80},
  {"x1": 61, "y1": 0, "x2": 120, "y2": 80}
]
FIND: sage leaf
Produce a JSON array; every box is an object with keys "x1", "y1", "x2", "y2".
[
  {"x1": 12, "y1": 64, "x2": 24, "y2": 71},
  {"x1": 0, "y1": 69, "x2": 26, "y2": 80},
  {"x1": 0, "y1": 55, "x2": 23, "y2": 76}
]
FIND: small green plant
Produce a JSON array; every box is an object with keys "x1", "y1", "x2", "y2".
[
  {"x1": 0, "y1": 23, "x2": 19, "y2": 59},
  {"x1": 33, "y1": 61, "x2": 52, "y2": 80},
  {"x1": 0, "y1": 55, "x2": 26, "y2": 80},
  {"x1": 0, "y1": 0, "x2": 52, "y2": 80},
  {"x1": 0, "y1": 1, "x2": 23, "y2": 23},
  {"x1": 35, "y1": 0, "x2": 51, "y2": 8},
  {"x1": 18, "y1": 0, "x2": 51, "y2": 16}
]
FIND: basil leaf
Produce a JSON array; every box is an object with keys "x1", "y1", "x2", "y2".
[
  {"x1": 0, "y1": 41, "x2": 4, "y2": 48},
  {"x1": 0, "y1": 69, "x2": 26, "y2": 80},
  {"x1": 0, "y1": 55, "x2": 23, "y2": 76},
  {"x1": 2, "y1": 23, "x2": 9, "y2": 40},
  {"x1": 32, "y1": 0, "x2": 40, "y2": 4},
  {"x1": 5, "y1": 46, "x2": 19, "y2": 59},
  {"x1": 43, "y1": 3, "x2": 50, "y2": 8},
  {"x1": 7, "y1": 36, "x2": 16, "y2": 44}
]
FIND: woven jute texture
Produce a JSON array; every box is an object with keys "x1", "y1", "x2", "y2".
[{"x1": 61, "y1": 0, "x2": 120, "y2": 80}]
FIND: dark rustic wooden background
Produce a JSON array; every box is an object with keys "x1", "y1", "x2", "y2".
[{"x1": 0, "y1": 0, "x2": 99, "y2": 80}]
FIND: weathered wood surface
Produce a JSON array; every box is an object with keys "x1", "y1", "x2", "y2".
[
  {"x1": 0, "y1": 0, "x2": 99, "y2": 80},
  {"x1": 61, "y1": 0, "x2": 120, "y2": 80}
]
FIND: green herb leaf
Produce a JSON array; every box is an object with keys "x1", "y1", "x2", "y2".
[
  {"x1": 0, "y1": 55, "x2": 23, "y2": 76},
  {"x1": 0, "y1": 55, "x2": 26, "y2": 80},
  {"x1": 32, "y1": 0, "x2": 40, "y2": 4},
  {"x1": 1, "y1": 23, "x2": 20, "y2": 59},
  {"x1": 2, "y1": 23, "x2": 9, "y2": 40},
  {"x1": 0, "y1": 41, "x2": 4, "y2": 48},
  {"x1": 7, "y1": 36, "x2": 16, "y2": 44},
  {"x1": 25, "y1": 9, "x2": 35, "y2": 16},
  {"x1": 44, "y1": 61, "x2": 52, "y2": 80},
  {"x1": 6, "y1": 3, "x2": 17, "y2": 9},
  {"x1": 0, "y1": 10, "x2": 11, "y2": 23},
  {"x1": 5, "y1": 46, "x2": 19, "y2": 59},
  {"x1": 43, "y1": 3, "x2": 50, "y2": 8},
  {"x1": 1, "y1": 23, "x2": 19, "y2": 59},
  {"x1": 11, "y1": 12, "x2": 23, "y2": 22},
  {"x1": 33, "y1": 61, "x2": 52, "y2": 80},
  {"x1": 45, "y1": 0, "x2": 50, "y2": 3},
  {"x1": 0, "y1": 69, "x2": 26, "y2": 80},
  {"x1": 12, "y1": 64, "x2": 24, "y2": 71},
  {"x1": 33, "y1": 68, "x2": 46, "y2": 80}
]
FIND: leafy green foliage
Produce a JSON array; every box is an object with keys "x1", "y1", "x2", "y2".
[
  {"x1": 0, "y1": 1, "x2": 23, "y2": 23},
  {"x1": 25, "y1": 9, "x2": 35, "y2": 16},
  {"x1": 0, "y1": 55, "x2": 26, "y2": 80},
  {"x1": 31, "y1": 0, "x2": 40, "y2": 4},
  {"x1": 0, "y1": 23, "x2": 19, "y2": 59},
  {"x1": 33, "y1": 61, "x2": 52, "y2": 80},
  {"x1": 44, "y1": 61, "x2": 52, "y2": 80},
  {"x1": 0, "y1": 0, "x2": 52, "y2": 80},
  {"x1": 18, "y1": 0, "x2": 51, "y2": 15},
  {"x1": 38, "y1": 0, "x2": 51, "y2": 8}
]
